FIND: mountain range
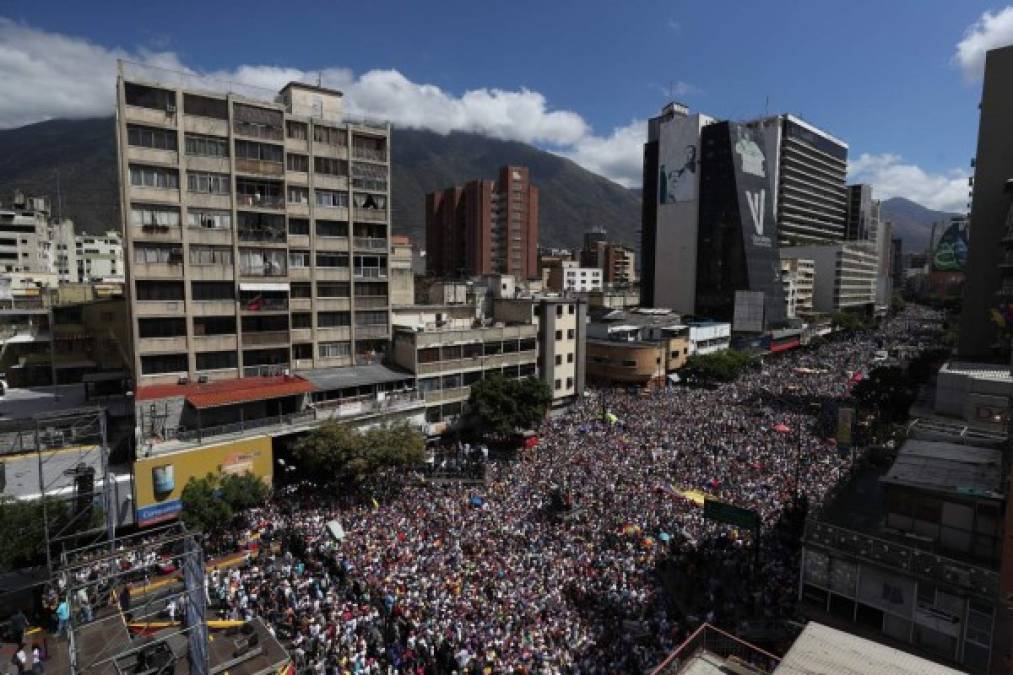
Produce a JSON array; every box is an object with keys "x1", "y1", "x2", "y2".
[{"x1": 0, "y1": 117, "x2": 953, "y2": 253}]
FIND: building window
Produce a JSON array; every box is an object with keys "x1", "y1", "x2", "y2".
[
  {"x1": 354, "y1": 311, "x2": 387, "y2": 326},
  {"x1": 128, "y1": 125, "x2": 177, "y2": 151},
  {"x1": 187, "y1": 209, "x2": 231, "y2": 230},
  {"x1": 313, "y1": 125, "x2": 346, "y2": 146},
  {"x1": 292, "y1": 343, "x2": 312, "y2": 359},
  {"x1": 314, "y1": 156, "x2": 348, "y2": 176},
  {"x1": 183, "y1": 93, "x2": 227, "y2": 119},
  {"x1": 315, "y1": 190, "x2": 349, "y2": 208},
  {"x1": 134, "y1": 244, "x2": 182, "y2": 264},
  {"x1": 568, "y1": 304, "x2": 575, "y2": 315},
  {"x1": 138, "y1": 317, "x2": 186, "y2": 338},
  {"x1": 315, "y1": 253, "x2": 349, "y2": 268},
  {"x1": 189, "y1": 245, "x2": 232, "y2": 266},
  {"x1": 191, "y1": 281, "x2": 234, "y2": 301},
  {"x1": 319, "y1": 341, "x2": 351, "y2": 358},
  {"x1": 141, "y1": 353, "x2": 188, "y2": 375},
  {"x1": 184, "y1": 134, "x2": 228, "y2": 157},
  {"x1": 290, "y1": 282, "x2": 312, "y2": 298},
  {"x1": 316, "y1": 220, "x2": 348, "y2": 237},
  {"x1": 239, "y1": 248, "x2": 287, "y2": 276},
  {"x1": 554, "y1": 379, "x2": 562, "y2": 390},
  {"x1": 288, "y1": 250, "x2": 310, "y2": 268},
  {"x1": 291, "y1": 313, "x2": 312, "y2": 329},
  {"x1": 193, "y1": 316, "x2": 235, "y2": 335},
  {"x1": 235, "y1": 139, "x2": 283, "y2": 163},
  {"x1": 555, "y1": 330, "x2": 562, "y2": 340},
  {"x1": 567, "y1": 353, "x2": 574, "y2": 363},
  {"x1": 287, "y1": 186, "x2": 309, "y2": 204},
  {"x1": 129, "y1": 165, "x2": 179, "y2": 189},
  {"x1": 286, "y1": 121, "x2": 308, "y2": 140},
  {"x1": 554, "y1": 355, "x2": 562, "y2": 366},
  {"x1": 316, "y1": 282, "x2": 350, "y2": 298},
  {"x1": 288, "y1": 218, "x2": 310, "y2": 235},
  {"x1": 567, "y1": 329, "x2": 575, "y2": 339},
  {"x1": 286, "y1": 153, "x2": 309, "y2": 172},
  {"x1": 566, "y1": 377, "x2": 573, "y2": 389},
  {"x1": 317, "y1": 311, "x2": 350, "y2": 327},
  {"x1": 196, "y1": 351, "x2": 237, "y2": 371},
  {"x1": 134, "y1": 277, "x2": 184, "y2": 300},
  {"x1": 187, "y1": 171, "x2": 230, "y2": 195},
  {"x1": 130, "y1": 204, "x2": 180, "y2": 228}
]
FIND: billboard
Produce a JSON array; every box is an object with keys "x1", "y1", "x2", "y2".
[
  {"x1": 729, "y1": 122, "x2": 786, "y2": 326},
  {"x1": 133, "y1": 436, "x2": 273, "y2": 527},
  {"x1": 658, "y1": 115, "x2": 702, "y2": 205},
  {"x1": 931, "y1": 220, "x2": 969, "y2": 272}
]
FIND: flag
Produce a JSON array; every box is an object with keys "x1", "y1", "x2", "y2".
[{"x1": 371, "y1": 497, "x2": 379, "y2": 510}]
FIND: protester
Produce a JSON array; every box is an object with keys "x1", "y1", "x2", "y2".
[{"x1": 203, "y1": 307, "x2": 939, "y2": 672}]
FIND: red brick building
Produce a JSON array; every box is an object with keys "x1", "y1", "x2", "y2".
[{"x1": 425, "y1": 165, "x2": 539, "y2": 279}]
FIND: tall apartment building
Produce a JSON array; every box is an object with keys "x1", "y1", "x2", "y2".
[
  {"x1": 748, "y1": 114, "x2": 849, "y2": 245},
  {"x1": 425, "y1": 165, "x2": 539, "y2": 279},
  {"x1": 115, "y1": 67, "x2": 392, "y2": 385},
  {"x1": 0, "y1": 191, "x2": 56, "y2": 278},
  {"x1": 960, "y1": 44, "x2": 1013, "y2": 359},
  {"x1": 580, "y1": 231, "x2": 636, "y2": 285}
]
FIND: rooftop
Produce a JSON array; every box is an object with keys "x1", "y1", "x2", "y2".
[
  {"x1": 136, "y1": 375, "x2": 315, "y2": 408},
  {"x1": 881, "y1": 439, "x2": 1004, "y2": 499},
  {"x1": 774, "y1": 622, "x2": 963, "y2": 675},
  {"x1": 940, "y1": 359, "x2": 1013, "y2": 383},
  {"x1": 299, "y1": 363, "x2": 415, "y2": 391}
]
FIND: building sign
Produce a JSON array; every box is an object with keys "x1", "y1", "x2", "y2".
[
  {"x1": 932, "y1": 220, "x2": 969, "y2": 272},
  {"x1": 703, "y1": 497, "x2": 760, "y2": 530},
  {"x1": 729, "y1": 122, "x2": 786, "y2": 326},
  {"x1": 133, "y1": 436, "x2": 273, "y2": 527}
]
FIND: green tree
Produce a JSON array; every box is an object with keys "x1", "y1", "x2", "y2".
[
  {"x1": 293, "y1": 421, "x2": 425, "y2": 485},
  {"x1": 681, "y1": 350, "x2": 752, "y2": 382},
  {"x1": 180, "y1": 473, "x2": 233, "y2": 538},
  {"x1": 219, "y1": 472, "x2": 271, "y2": 512},
  {"x1": 0, "y1": 496, "x2": 74, "y2": 572},
  {"x1": 467, "y1": 375, "x2": 552, "y2": 437}
]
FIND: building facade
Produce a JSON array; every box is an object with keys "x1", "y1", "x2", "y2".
[
  {"x1": 115, "y1": 68, "x2": 392, "y2": 386},
  {"x1": 425, "y1": 165, "x2": 539, "y2": 280},
  {"x1": 781, "y1": 244, "x2": 877, "y2": 314},
  {"x1": 0, "y1": 191, "x2": 56, "y2": 276},
  {"x1": 546, "y1": 260, "x2": 603, "y2": 293},
  {"x1": 781, "y1": 257, "x2": 815, "y2": 316},
  {"x1": 389, "y1": 234, "x2": 414, "y2": 306},
  {"x1": 76, "y1": 230, "x2": 124, "y2": 282}
]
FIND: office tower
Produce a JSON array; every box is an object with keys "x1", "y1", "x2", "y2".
[
  {"x1": 425, "y1": 165, "x2": 539, "y2": 279},
  {"x1": 780, "y1": 243, "x2": 878, "y2": 313},
  {"x1": 694, "y1": 120, "x2": 786, "y2": 329},
  {"x1": 641, "y1": 102, "x2": 714, "y2": 312},
  {"x1": 846, "y1": 184, "x2": 875, "y2": 242},
  {"x1": 116, "y1": 67, "x2": 392, "y2": 385},
  {"x1": 959, "y1": 45, "x2": 1013, "y2": 358}
]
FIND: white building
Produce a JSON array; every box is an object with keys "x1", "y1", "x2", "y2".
[
  {"x1": 75, "y1": 230, "x2": 124, "y2": 282},
  {"x1": 781, "y1": 244, "x2": 877, "y2": 314},
  {"x1": 561, "y1": 260, "x2": 602, "y2": 293},
  {"x1": 0, "y1": 191, "x2": 55, "y2": 276},
  {"x1": 780, "y1": 257, "x2": 815, "y2": 317},
  {"x1": 687, "y1": 322, "x2": 731, "y2": 355}
]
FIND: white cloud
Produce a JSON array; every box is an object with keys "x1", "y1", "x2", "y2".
[
  {"x1": 561, "y1": 120, "x2": 647, "y2": 188},
  {"x1": 955, "y1": 6, "x2": 1013, "y2": 80},
  {"x1": 848, "y1": 153, "x2": 969, "y2": 212},
  {"x1": 667, "y1": 19, "x2": 681, "y2": 32}
]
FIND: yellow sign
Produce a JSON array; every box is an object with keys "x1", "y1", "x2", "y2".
[{"x1": 134, "y1": 436, "x2": 273, "y2": 526}]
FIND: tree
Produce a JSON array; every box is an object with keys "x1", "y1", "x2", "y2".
[
  {"x1": 293, "y1": 421, "x2": 425, "y2": 485},
  {"x1": 831, "y1": 312, "x2": 868, "y2": 333},
  {"x1": 467, "y1": 375, "x2": 552, "y2": 437},
  {"x1": 219, "y1": 472, "x2": 271, "y2": 512},
  {"x1": 180, "y1": 471, "x2": 270, "y2": 538},
  {"x1": 681, "y1": 350, "x2": 752, "y2": 383}
]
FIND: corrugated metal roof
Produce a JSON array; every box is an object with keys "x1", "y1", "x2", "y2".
[
  {"x1": 775, "y1": 623, "x2": 965, "y2": 675},
  {"x1": 881, "y1": 439, "x2": 1003, "y2": 498},
  {"x1": 298, "y1": 363, "x2": 414, "y2": 392},
  {"x1": 137, "y1": 375, "x2": 316, "y2": 408}
]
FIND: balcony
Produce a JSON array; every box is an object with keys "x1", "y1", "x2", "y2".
[
  {"x1": 242, "y1": 364, "x2": 290, "y2": 378},
  {"x1": 186, "y1": 226, "x2": 232, "y2": 246},
  {"x1": 290, "y1": 328, "x2": 312, "y2": 343},
  {"x1": 352, "y1": 147, "x2": 387, "y2": 163},
  {"x1": 127, "y1": 186, "x2": 180, "y2": 205},
  {"x1": 235, "y1": 157, "x2": 284, "y2": 177},
  {"x1": 315, "y1": 391, "x2": 423, "y2": 422},
  {"x1": 288, "y1": 233, "x2": 310, "y2": 248},
  {"x1": 183, "y1": 115, "x2": 228, "y2": 137},
  {"x1": 315, "y1": 236, "x2": 349, "y2": 251},
  {"x1": 137, "y1": 335, "x2": 187, "y2": 355},
  {"x1": 315, "y1": 267, "x2": 350, "y2": 281},
  {"x1": 353, "y1": 237, "x2": 388, "y2": 252},
  {"x1": 237, "y1": 228, "x2": 287, "y2": 244},
  {"x1": 315, "y1": 297, "x2": 350, "y2": 312},
  {"x1": 241, "y1": 330, "x2": 290, "y2": 347},
  {"x1": 186, "y1": 192, "x2": 231, "y2": 210},
  {"x1": 285, "y1": 137, "x2": 309, "y2": 154},
  {"x1": 190, "y1": 300, "x2": 235, "y2": 317},
  {"x1": 240, "y1": 298, "x2": 289, "y2": 313},
  {"x1": 314, "y1": 174, "x2": 348, "y2": 191},
  {"x1": 424, "y1": 387, "x2": 469, "y2": 405},
  {"x1": 288, "y1": 267, "x2": 311, "y2": 282},
  {"x1": 315, "y1": 354, "x2": 353, "y2": 368},
  {"x1": 127, "y1": 146, "x2": 178, "y2": 166},
  {"x1": 311, "y1": 141, "x2": 348, "y2": 160},
  {"x1": 192, "y1": 334, "x2": 237, "y2": 351},
  {"x1": 353, "y1": 267, "x2": 387, "y2": 280},
  {"x1": 353, "y1": 208, "x2": 387, "y2": 223},
  {"x1": 133, "y1": 261, "x2": 183, "y2": 277},
  {"x1": 353, "y1": 296, "x2": 388, "y2": 310},
  {"x1": 289, "y1": 297, "x2": 312, "y2": 312},
  {"x1": 184, "y1": 155, "x2": 231, "y2": 174},
  {"x1": 316, "y1": 326, "x2": 352, "y2": 342},
  {"x1": 314, "y1": 205, "x2": 350, "y2": 221},
  {"x1": 285, "y1": 170, "x2": 309, "y2": 185},
  {"x1": 236, "y1": 194, "x2": 284, "y2": 210},
  {"x1": 287, "y1": 201, "x2": 310, "y2": 217},
  {"x1": 132, "y1": 295, "x2": 184, "y2": 316},
  {"x1": 189, "y1": 265, "x2": 234, "y2": 281},
  {"x1": 123, "y1": 105, "x2": 177, "y2": 128},
  {"x1": 293, "y1": 357, "x2": 314, "y2": 370},
  {"x1": 355, "y1": 324, "x2": 389, "y2": 339}
]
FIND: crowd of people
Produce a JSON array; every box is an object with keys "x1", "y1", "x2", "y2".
[{"x1": 206, "y1": 307, "x2": 941, "y2": 673}]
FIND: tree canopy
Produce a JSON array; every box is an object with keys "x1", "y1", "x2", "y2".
[
  {"x1": 293, "y1": 421, "x2": 425, "y2": 485},
  {"x1": 467, "y1": 374, "x2": 552, "y2": 437},
  {"x1": 180, "y1": 471, "x2": 270, "y2": 538},
  {"x1": 681, "y1": 350, "x2": 753, "y2": 383}
]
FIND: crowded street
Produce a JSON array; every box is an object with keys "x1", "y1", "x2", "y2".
[{"x1": 208, "y1": 307, "x2": 942, "y2": 673}]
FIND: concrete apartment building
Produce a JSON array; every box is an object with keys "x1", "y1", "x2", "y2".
[
  {"x1": 115, "y1": 66, "x2": 392, "y2": 385},
  {"x1": 781, "y1": 244, "x2": 878, "y2": 314},
  {"x1": 780, "y1": 257, "x2": 815, "y2": 316},
  {"x1": 0, "y1": 191, "x2": 56, "y2": 277},
  {"x1": 425, "y1": 165, "x2": 539, "y2": 280},
  {"x1": 580, "y1": 230, "x2": 636, "y2": 285},
  {"x1": 389, "y1": 234, "x2": 414, "y2": 306},
  {"x1": 545, "y1": 260, "x2": 603, "y2": 293},
  {"x1": 960, "y1": 44, "x2": 1013, "y2": 360},
  {"x1": 76, "y1": 231, "x2": 125, "y2": 282},
  {"x1": 586, "y1": 308, "x2": 690, "y2": 387}
]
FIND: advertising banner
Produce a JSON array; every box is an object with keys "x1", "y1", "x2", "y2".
[
  {"x1": 658, "y1": 116, "x2": 701, "y2": 205},
  {"x1": 134, "y1": 436, "x2": 273, "y2": 527},
  {"x1": 932, "y1": 220, "x2": 969, "y2": 272},
  {"x1": 729, "y1": 122, "x2": 786, "y2": 326}
]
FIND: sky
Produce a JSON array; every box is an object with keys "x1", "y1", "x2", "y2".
[{"x1": 0, "y1": 0, "x2": 1011, "y2": 212}]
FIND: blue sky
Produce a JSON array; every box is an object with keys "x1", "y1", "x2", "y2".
[{"x1": 1, "y1": 0, "x2": 1011, "y2": 210}]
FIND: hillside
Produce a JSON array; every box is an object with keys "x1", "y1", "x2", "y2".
[
  {"x1": 879, "y1": 197, "x2": 961, "y2": 253},
  {"x1": 0, "y1": 118, "x2": 641, "y2": 249}
]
